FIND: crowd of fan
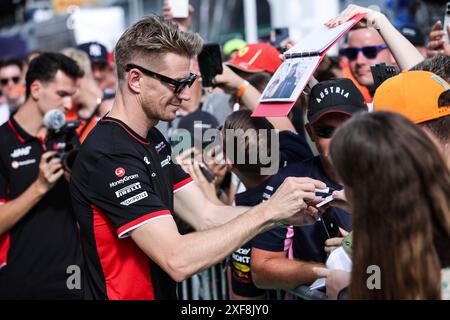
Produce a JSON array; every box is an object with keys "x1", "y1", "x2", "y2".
[{"x1": 0, "y1": 2, "x2": 449, "y2": 300}]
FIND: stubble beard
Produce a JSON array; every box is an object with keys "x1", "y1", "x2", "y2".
[{"x1": 141, "y1": 98, "x2": 177, "y2": 123}]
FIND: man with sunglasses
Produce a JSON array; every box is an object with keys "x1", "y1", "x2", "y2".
[
  {"x1": 70, "y1": 15, "x2": 325, "y2": 300},
  {"x1": 341, "y1": 28, "x2": 394, "y2": 98},
  {"x1": 0, "y1": 59, "x2": 25, "y2": 124},
  {"x1": 332, "y1": 5, "x2": 424, "y2": 101},
  {"x1": 251, "y1": 78, "x2": 367, "y2": 294}
]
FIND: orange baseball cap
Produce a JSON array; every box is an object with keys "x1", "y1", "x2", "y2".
[
  {"x1": 373, "y1": 70, "x2": 450, "y2": 124},
  {"x1": 226, "y1": 43, "x2": 282, "y2": 74}
]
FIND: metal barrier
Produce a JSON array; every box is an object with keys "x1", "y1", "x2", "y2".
[
  {"x1": 178, "y1": 261, "x2": 229, "y2": 300},
  {"x1": 178, "y1": 261, "x2": 328, "y2": 300}
]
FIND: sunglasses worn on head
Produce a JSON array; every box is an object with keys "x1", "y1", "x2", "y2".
[
  {"x1": 0, "y1": 76, "x2": 20, "y2": 86},
  {"x1": 340, "y1": 45, "x2": 388, "y2": 61},
  {"x1": 126, "y1": 63, "x2": 197, "y2": 95},
  {"x1": 313, "y1": 125, "x2": 337, "y2": 139}
]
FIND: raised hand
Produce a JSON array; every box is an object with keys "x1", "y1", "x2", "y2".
[
  {"x1": 426, "y1": 21, "x2": 450, "y2": 57},
  {"x1": 265, "y1": 177, "x2": 326, "y2": 225},
  {"x1": 325, "y1": 4, "x2": 382, "y2": 29}
]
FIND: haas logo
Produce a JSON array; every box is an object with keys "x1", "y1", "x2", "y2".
[
  {"x1": 10, "y1": 146, "x2": 32, "y2": 158},
  {"x1": 115, "y1": 167, "x2": 125, "y2": 177}
]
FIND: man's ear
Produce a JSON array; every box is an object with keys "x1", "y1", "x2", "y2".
[
  {"x1": 127, "y1": 70, "x2": 142, "y2": 94},
  {"x1": 305, "y1": 123, "x2": 315, "y2": 142},
  {"x1": 29, "y1": 80, "x2": 41, "y2": 100}
]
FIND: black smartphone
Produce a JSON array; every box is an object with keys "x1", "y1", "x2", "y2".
[
  {"x1": 320, "y1": 212, "x2": 340, "y2": 239},
  {"x1": 271, "y1": 27, "x2": 289, "y2": 50},
  {"x1": 198, "y1": 43, "x2": 223, "y2": 87},
  {"x1": 370, "y1": 63, "x2": 398, "y2": 90}
]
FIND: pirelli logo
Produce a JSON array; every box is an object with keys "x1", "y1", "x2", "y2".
[
  {"x1": 120, "y1": 191, "x2": 148, "y2": 206},
  {"x1": 115, "y1": 182, "x2": 142, "y2": 198}
]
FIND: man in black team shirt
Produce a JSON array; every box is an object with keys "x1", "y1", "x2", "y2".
[
  {"x1": 250, "y1": 78, "x2": 367, "y2": 293},
  {"x1": 0, "y1": 53, "x2": 84, "y2": 299},
  {"x1": 70, "y1": 15, "x2": 326, "y2": 300}
]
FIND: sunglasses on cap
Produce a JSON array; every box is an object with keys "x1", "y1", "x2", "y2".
[
  {"x1": 126, "y1": 64, "x2": 197, "y2": 95},
  {"x1": 339, "y1": 45, "x2": 388, "y2": 61},
  {"x1": 312, "y1": 125, "x2": 337, "y2": 139},
  {"x1": 0, "y1": 76, "x2": 20, "y2": 86}
]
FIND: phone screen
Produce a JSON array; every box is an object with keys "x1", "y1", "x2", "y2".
[{"x1": 198, "y1": 43, "x2": 223, "y2": 87}]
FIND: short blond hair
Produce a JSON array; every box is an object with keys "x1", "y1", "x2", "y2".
[
  {"x1": 114, "y1": 15, "x2": 203, "y2": 81},
  {"x1": 61, "y1": 47, "x2": 92, "y2": 78}
]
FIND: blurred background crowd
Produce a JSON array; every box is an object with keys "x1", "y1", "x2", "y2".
[{"x1": 0, "y1": 0, "x2": 449, "y2": 301}]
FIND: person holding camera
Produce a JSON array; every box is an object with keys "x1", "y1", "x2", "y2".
[{"x1": 0, "y1": 53, "x2": 85, "y2": 299}]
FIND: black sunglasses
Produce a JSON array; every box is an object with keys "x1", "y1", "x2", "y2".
[
  {"x1": 0, "y1": 76, "x2": 20, "y2": 86},
  {"x1": 126, "y1": 63, "x2": 197, "y2": 95},
  {"x1": 339, "y1": 45, "x2": 388, "y2": 61},
  {"x1": 312, "y1": 125, "x2": 337, "y2": 139}
]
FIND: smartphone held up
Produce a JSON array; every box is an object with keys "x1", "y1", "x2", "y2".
[{"x1": 197, "y1": 43, "x2": 223, "y2": 87}]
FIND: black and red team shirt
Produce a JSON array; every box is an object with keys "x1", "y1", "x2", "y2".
[
  {"x1": 0, "y1": 117, "x2": 83, "y2": 299},
  {"x1": 70, "y1": 116, "x2": 193, "y2": 300}
]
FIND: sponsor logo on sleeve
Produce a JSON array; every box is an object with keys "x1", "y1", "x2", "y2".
[
  {"x1": 155, "y1": 141, "x2": 166, "y2": 153},
  {"x1": 109, "y1": 174, "x2": 139, "y2": 188},
  {"x1": 10, "y1": 146, "x2": 32, "y2": 159},
  {"x1": 115, "y1": 167, "x2": 125, "y2": 177},
  {"x1": 262, "y1": 192, "x2": 271, "y2": 201},
  {"x1": 115, "y1": 182, "x2": 142, "y2": 198},
  {"x1": 120, "y1": 191, "x2": 148, "y2": 206},
  {"x1": 160, "y1": 155, "x2": 171, "y2": 168}
]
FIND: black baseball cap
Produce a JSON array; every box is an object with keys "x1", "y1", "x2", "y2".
[
  {"x1": 77, "y1": 41, "x2": 109, "y2": 65},
  {"x1": 399, "y1": 26, "x2": 425, "y2": 47},
  {"x1": 178, "y1": 110, "x2": 219, "y2": 132},
  {"x1": 174, "y1": 110, "x2": 219, "y2": 147},
  {"x1": 308, "y1": 78, "x2": 367, "y2": 124}
]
